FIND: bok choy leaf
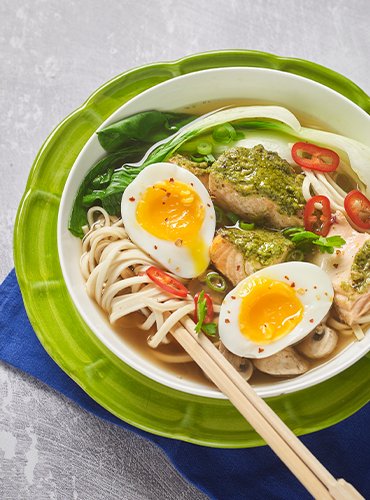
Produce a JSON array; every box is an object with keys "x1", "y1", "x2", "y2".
[{"x1": 97, "y1": 110, "x2": 194, "y2": 152}]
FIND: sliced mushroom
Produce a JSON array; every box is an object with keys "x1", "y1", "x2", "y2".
[
  {"x1": 252, "y1": 347, "x2": 309, "y2": 376},
  {"x1": 296, "y1": 324, "x2": 338, "y2": 359},
  {"x1": 219, "y1": 342, "x2": 253, "y2": 381}
]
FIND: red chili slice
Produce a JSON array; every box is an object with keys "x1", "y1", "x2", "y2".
[
  {"x1": 344, "y1": 190, "x2": 370, "y2": 230},
  {"x1": 292, "y1": 142, "x2": 340, "y2": 172},
  {"x1": 146, "y1": 267, "x2": 188, "y2": 298},
  {"x1": 194, "y1": 292, "x2": 214, "y2": 324},
  {"x1": 304, "y1": 195, "x2": 332, "y2": 236}
]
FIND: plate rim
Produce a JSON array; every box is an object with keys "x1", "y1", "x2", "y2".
[{"x1": 13, "y1": 49, "x2": 370, "y2": 448}]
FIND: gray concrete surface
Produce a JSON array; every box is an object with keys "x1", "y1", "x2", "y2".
[{"x1": 0, "y1": 0, "x2": 369, "y2": 498}]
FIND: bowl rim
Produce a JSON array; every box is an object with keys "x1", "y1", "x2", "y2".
[{"x1": 57, "y1": 65, "x2": 370, "y2": 400}]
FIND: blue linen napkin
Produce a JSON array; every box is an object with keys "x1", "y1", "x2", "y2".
[{"x1": 0, "y1": 269, "x2": 368, "y2": 499}]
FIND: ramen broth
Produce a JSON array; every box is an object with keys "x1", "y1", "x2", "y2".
[{"x1": 113, "y1": 311, "x2": 354, "y2": 387}]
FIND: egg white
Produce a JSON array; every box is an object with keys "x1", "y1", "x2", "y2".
[
  {"x1": 121, "y1": 162, "x2": 216, "y2": 278},
  {"x1": 219, "y1": 262, "x2": 334, "y2": 359}
]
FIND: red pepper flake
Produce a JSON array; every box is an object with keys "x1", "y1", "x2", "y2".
[
  {"x1": 313, "y1": 285, "x2": 317, "y2": 289},
  {"x1": 166, "y1": 192, "x2": 171, "y2": 197},
  {"x1": 190, "y1": 182, "x2": 194, "y2": 186},
  {"x1": 129, "y1": 196, "x2": 135, "y2": 202},
  {"x1": 154, "y1": 245, "x2": 158, "y2": 250},
  {"x1": 284, "y1": 275, "x2": 289, "y2": 280},
  {"x1": 236, "y1": 265, "x2": 241, "y2": 271},
  {"x1": 290, "y1": 282, "x2": 296, "y2": 288},
  {"x1": 309, "y1": 318, "x2": 314, "y2": 323},
  {"x1": 164, "y1": 217, "x2": 168, "y2": 222},
  {"x1": 169, "y1": 177, "x2": 174, "y2": 183},
  {"x1": 231, "y1": 296, "x2": 236, "y2": 300},
  {"x1": 333, "y1": 263, "x2": 339, "y2": 269},
  {"x1": 225, "y1": 319, "x2": 230, "y2": 324},
  {"x1": 258, "y1": 347, "x2": 264, "y2": 353},
  {"x1": 162, "y1": 202, "x2": 166, "y2": 205}
]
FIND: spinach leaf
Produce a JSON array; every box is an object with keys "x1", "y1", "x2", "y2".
[{"x1": 97, "y1": 111, "x2": 194, "y2": 152}]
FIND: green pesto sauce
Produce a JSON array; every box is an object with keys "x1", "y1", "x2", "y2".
[
  {"x1": 349, "y1": 240, "x2": 370, "y2": 294},
  {"x1": 220, "y1": 227, "x2": 294, "y2": 267},
  {"x1": 169, "y1": 154, "x2": 212, "y2": 177},
  {"x1": 211, "y1": 145, "x2": 305, "y2": 216}
]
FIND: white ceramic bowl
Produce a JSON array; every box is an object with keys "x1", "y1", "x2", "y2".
[{"x1": 58, "y1": 67, "x2": 370, "y2": 399}]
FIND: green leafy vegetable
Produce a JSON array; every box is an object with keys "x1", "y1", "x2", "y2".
[
  {"x1": 98, "y1": 110, "x2": 194, "y2": 152},
  {"x1": 195, "y1": 291, "x2": 217, "y2": 336},
  {"x1": 225, "y1": 211, "x2": 240, "y2": 225},
  {"x1": 68, "y1": 146, "x2": 146, "y2": 237},
  {"x1": 69, "y1": 112, "x2": 196, "y2": 237},
  {"x1": 201, "y1": 323, "x2": 218, "y2": 336},
  {"x1": 212, "y1": 123, "x2": 237, "y2": 144},
  {"x1": 283, "y1": 227, "x2": 346, "y2": 254}
]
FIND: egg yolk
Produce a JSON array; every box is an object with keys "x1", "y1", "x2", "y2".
[
  {"x1": 136, "y1": 179, "x2": 207, "y2": 274},
  {"x1": 238, "y1": 277, "x2": 304, "y2": 345}
]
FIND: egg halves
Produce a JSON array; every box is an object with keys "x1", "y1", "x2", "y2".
[
  {"x1": 219, "y1": 262, "x2": 334, "y2": 358},
  {"x1": 121, "y1": 163, "x2": 216, "y2": 278}
]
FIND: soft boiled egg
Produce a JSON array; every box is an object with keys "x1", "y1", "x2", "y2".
[
  {"x1": 121, "y1": 163, "x2": 216, "y2": 278},
  {"x1": 219, "y1": 262, "x2": 334, "y2": 359}
]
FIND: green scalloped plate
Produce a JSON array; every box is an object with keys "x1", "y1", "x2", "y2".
[{"x1": 14, "y1": 50, "x2": 370, "y2": 448}]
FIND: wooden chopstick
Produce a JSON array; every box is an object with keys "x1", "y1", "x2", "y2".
[{"x1": 170, "y1": 319, "x2": 364, "y2": 500}]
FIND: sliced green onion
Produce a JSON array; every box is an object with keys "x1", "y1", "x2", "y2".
[
  {"x1": 197, "y1": 141, "x2": 212, "y2": 155},
  {"x1": 288, "y1": 249, "x2": 305, "y2": 261},
  {"x1": 239, "y1": 221, "x2": 255, "y2": 230},
  {"x1": 212, "y1": 123, "x2": 237, "y2": 144},
  {"x1": 282, "y1": 227, "x2": 303, "y2": 237},
  {"x1": 206, "y1": 272, "x2": 227, "y2": 292},
  {"x1": 190, "y1": 155, "x2": 207, "y2": 163},
  {"x1": 204, "y1": 153, "x2": 215, "y2": 163}
]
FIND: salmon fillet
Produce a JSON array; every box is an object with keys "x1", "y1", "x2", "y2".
[
  {"x1": 208, "y1": 145, "x2": 304, "y2": 229},
  {"x1": 313, "y1": 211, "x2": 370, "y2": 325},
  {"x1": 210, "y1": 227, "x2": 294, "y2": 285}
]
